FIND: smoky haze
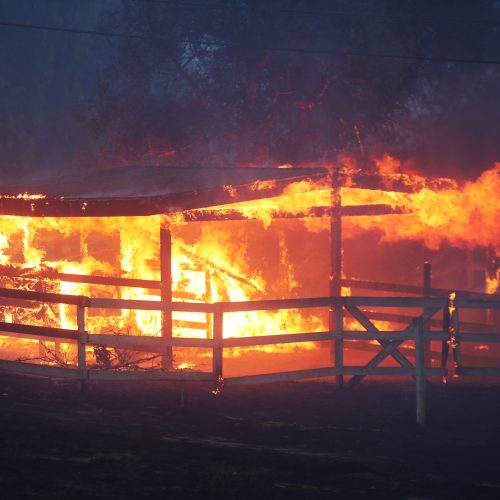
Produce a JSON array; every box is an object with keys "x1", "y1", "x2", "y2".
[{"x1": 1, "y1": 0, "x2": 500, "y2": 181}]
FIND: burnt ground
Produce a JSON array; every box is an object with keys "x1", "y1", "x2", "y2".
[{"x1": 1, "y1": 375, "x2": 500, "y2": 499}]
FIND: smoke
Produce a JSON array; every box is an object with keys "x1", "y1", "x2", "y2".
[{"x1": 1, "y1": 1, "x2": 500, "y2": 180}]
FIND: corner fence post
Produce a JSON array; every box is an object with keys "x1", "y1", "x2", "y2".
[
  {"x1": 415, "y1": 317, "x2": 426, "y2": 427},
  {"x1": 212, "y1": 311, "x2": 224, "y2": 393},
  {"x1": 77, "y1": 302, "x2": 87, "y2": 393},
  {"x1": 329, "y1": 168, "x2": 343, "y2": 387}
]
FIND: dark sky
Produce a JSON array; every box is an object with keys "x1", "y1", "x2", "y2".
[{"x1": 1, "y1": 0, "x2": 500, "y2": 181}]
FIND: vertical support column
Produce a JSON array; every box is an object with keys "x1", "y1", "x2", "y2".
[
  {"x1": 415, "y1": 317, "x2": 426, "y2": 427},
  {"x1": 160, "y1": 226, "x2": 173, "y2": 370},
  {"x1": 329, "y1": 169, "x2": 343, "y2": 387},
  {"x1": 423, "y1": 262, "x2": 432, "y2": 366},
  {"x1": 205, "y1": 271, "x2": 213, "y2": 339},
  {"x1": 77, "y1": 302, "x2": 87, "y2": 393},
  {"x1": 212, "y1": 311, "x2": 223, "y2": 384}
]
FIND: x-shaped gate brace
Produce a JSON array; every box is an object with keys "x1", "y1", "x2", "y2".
[{"x1": 344, "y1": 306, "x2": 441, "y2": 388}]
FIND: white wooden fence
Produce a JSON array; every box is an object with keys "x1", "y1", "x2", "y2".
[{"x1": 0, "y1": 283, "x2": 499, "y2": 426}]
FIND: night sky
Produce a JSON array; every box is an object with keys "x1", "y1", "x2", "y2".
[{"x1": 1, "y1": 0, "x2": 500, "y2": 181}]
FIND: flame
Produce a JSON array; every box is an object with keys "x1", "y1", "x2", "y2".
[
  {"x1": 0, "y1": 159, "x2": 498, "y2": 370},
  {"x1": 345, "y1": 163, "x2": 500, "y2": 250},
  {"x1": 0, "y1": 193, "x2": 46, "y2": 200}
]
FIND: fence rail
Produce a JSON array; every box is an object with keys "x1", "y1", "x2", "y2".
[{"x1": 0, "y1": 283, "x2": 499, "y2": 426}]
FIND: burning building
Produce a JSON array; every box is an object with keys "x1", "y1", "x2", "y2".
[{"x1": 0, "y1": 163, "x2": 498, "y2": 389}]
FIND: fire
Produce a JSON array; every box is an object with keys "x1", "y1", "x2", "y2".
[
  {"x1": 346, "y1": 163, "x2": 500, "y2": 250},
  {"x1": 0, "y1": 193, "x2": 46, "y2": 200},
  {"x1": 0, "y1": 160, "x2": 498, "y2": 370}
]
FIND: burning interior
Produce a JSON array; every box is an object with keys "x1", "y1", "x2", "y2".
[{"x1": 0, "y1": 163, "x2": 498, "y2": 381}]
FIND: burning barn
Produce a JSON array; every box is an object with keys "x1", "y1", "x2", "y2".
[{"x1": 0, "y1": 163, "x2": 498, "y2": 399}]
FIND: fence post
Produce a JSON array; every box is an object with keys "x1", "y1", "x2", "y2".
[
  {"x1": 205, "y1": 270, "x2": 213, "y2": 339},
  {"x1": 77, "y1": 303, "x2": 87, "y2": 393},
  {"x1": 415, "y1": 317, "x2": 426, "y2": 427},
  {"x1": 212, "y1": 311, "x2": 224, "y2": 387},
  {"x1": 423, "y1": 262, "x2": 432, "y2": 365},
  {"x1": 329, "y1": 168, "x2": 343, "y2": 387},
  {"x1": 334, "y1": 302, "x2": 344, "y2": 386},
  {"x1": 160, "y1": 226, "x2": 173, "y2": 370}
]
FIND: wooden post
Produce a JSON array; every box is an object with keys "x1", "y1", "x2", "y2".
[
  {"x1": 77, "y1": 303, "x2": 87, "y2": 393},
  {"x1": 160, "y1": 227, "x2": 173, "y2": 369},
  {"x1": 212, "y1": 311, "x2": 223, "y2": 383},
  {"x1": 423, "y1": 262, "x2": 432, "y2": 366},
  {"x1": 452, "y1": 301, "x2": 462, "y2": 369},
  {"x1": 330, "y1": 169, "x2": 343, "y2": 387},
  {"x1": 205, "y1": 270, "x2": 213, "y2": 339},
  {"x1": 415, "y1": 317, "x2": 426, "y2": 427}
]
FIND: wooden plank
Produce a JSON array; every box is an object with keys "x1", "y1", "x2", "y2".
[
  {"x1": 56, "y1": 273, "x2": 160, "y2": 289},
  {"x1": 458, "y1": 367, "x2": 500, "y2": 377},
  {"x1": 344, "y1": 297, "x2": 444, "y2": 308},
  {"x1": 0, "y1": 321, "x2": 78, "y2": 340},
  {"x1": 337, "y1": 331, "x2": 417, "y2": 340},
  {"x1": 170, "y1": 302, "x2": 219, "y2": 313},
  {"x1": 182, "y1": 204, "x2": 409, "y2": 222},
  {"x1": 216, "y1": 297, "x2": 334, "y2": 312},
  {"x1": 89, "y1": 297, "x2": 163, "y2": 311},
  {"x1": 341, "y1": 278, "x2": 500, "y2": 301},
  {"x1": 457, "y1": 333, "x2": 500, "y2": 342},
  {"x1": 87, "y1": 333, "x2": 214, "y2": 349},
  {"x1": 415, "y1": 318, "x2": 426, "y2": 426},
  {"x1": 226, "y1": 367, "x2": 342, "y2": 385},
  {"x1": 223, "y1": 331, "x2": 332, "y2": 348},
  {"x1": 456, "y1": 299, "x2": 500, "y2": 309},
  {"x1": 0, "y1": 359, "x2": 82, "y2": 379},
  {"x1": 0, "y1": 297, "x2": 42, "y2": 309},
  {"x1": 344, "y1": 366, "x2": 443, "y2": 376},
  {"x1": 362, "y1": 310, "x2": 494, "y2": 333},
  {"x1": 226, "y1": 366, "x2": 447, "y2": 385},
  {"x1": 87, "y1": 369, "x2": 212, "y2": 381},
  {"x1": 90, "y1": 297, "x2": 217, "y2": 313},
  {"x1": 169, "y1": 296, "x2": 451, "y2": 315},
  {"x1": 0, "y1": 330, "x2": 77, "y2": 343},
  {"x1": 423, "y1": 332, "x2": 449, "y2": 341},
  {"x1": 172, "y1": 319, "x2": 207, "y2": 331},
  {"x1": 0, "y1": 286, "x2": 88, "y2": 306},
  {"x1": 340, "y1": 204, "x2": 410, "y2": 216}
]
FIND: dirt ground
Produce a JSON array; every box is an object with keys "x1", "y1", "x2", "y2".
[{"x1": 1, "y1": 374, "x2": 500, "y2": 499}]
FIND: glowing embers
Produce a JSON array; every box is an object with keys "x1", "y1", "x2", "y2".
[{"x1": 0, "y1": 193, "x2": 46, "y2": 200}]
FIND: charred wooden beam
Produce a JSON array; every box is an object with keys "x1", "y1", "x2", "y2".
[
  {"x1": 0, "y1": 321, "x2": 78, "y2": 340},
  {"x1": 0, "y1": 286, "x2": 88, "y2": 306},
  {"x1": 181, "y1": 204, "x2": 410, "y2": 222},
  {"x1": 0, "y1": 172, "x2": 325, "y2": 217}
]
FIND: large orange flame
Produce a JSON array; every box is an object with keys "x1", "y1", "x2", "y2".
[{"x1": 0, "y1": 160, "x2": 498, "y2": 369}]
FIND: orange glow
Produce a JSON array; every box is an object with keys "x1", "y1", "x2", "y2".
[
  {"x1": 0, "y1": 160, "x2": 498, "y2": 369},
  {"x1": 0, "y1": 193, "x2": 46, "y2": 200},
  {"x1": 346, "y1": 163, "x2": 500, "y2": 249}
]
